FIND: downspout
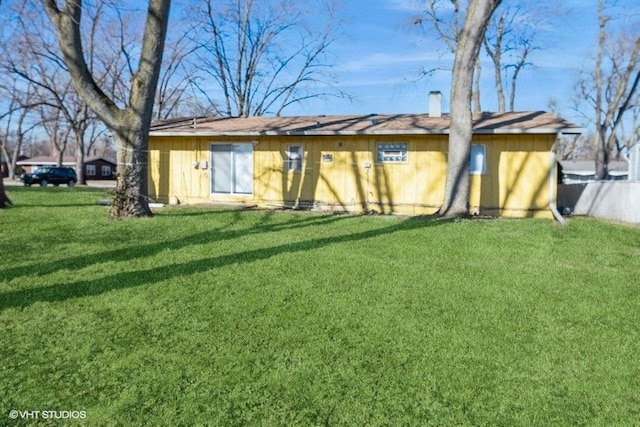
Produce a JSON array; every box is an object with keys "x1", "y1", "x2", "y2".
[{"x1": 549, "y1": 134, "x2": 566, "y2": 225}]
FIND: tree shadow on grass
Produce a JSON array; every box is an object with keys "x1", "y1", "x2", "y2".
[
  {"x1": 0, "y1": 216, "x2": 448, "y2": 310},
  {"x1": 9, "y1": 202, "x2": 106, "y2": 209},
  {"x1": 0, "y1": 211, "x2": 356, "y2": 284}
]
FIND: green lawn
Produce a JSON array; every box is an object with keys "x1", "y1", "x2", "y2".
[{"x1": 1, "y1": 186, "x2": 639, "y2": 426}]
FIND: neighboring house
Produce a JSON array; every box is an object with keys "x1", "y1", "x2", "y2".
[
  {"x1": 16, "y1": 156, "x2": 75, "y2": 173},
  {"x1": 148, "y1": 110, "x2": 581, "y2": 218},
  {"x1": 83, "y1": 157, "x2": 117, "y2": 180},
  {"x1": 558, "y1": 160, "x2": 629, "y2": 184},
  {"x1": 16, "y1": 156, "x2": 116, "y2": 179}
]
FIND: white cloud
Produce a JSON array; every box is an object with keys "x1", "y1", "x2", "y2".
[
  {"x1": 339, "y1": 51, "x2": 448, "y2": 73},
  {"x1": 380, "y1": 0, "x2": 424, "y2": 13}
]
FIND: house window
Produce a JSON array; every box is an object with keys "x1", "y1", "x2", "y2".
[
  {"x1": 86, "y1": 164, "x2": 96, "y2": 176},
  {"x1": 377, "y1": 142, "x2": 408, "y2": 163},
  {"x1": 287, "y1": 145, "x2": 304, "y2": 172},
  {"x1": 101, "y1": 165, "x2": 112, "y2": 176},
  {"x1": 470, "y1": 144, "x2": 486, "y2": 175}
]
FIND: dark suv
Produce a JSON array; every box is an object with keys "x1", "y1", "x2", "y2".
[{"x1": 22, "y1": 167, "x2": 78, "y2": 187}]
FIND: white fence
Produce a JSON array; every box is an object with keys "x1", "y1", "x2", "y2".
[{"x1": 573, "y1": 181, "x2": 640, "y2": 224}]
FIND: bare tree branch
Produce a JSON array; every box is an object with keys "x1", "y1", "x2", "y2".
[{"x1": 193, "y1": 0, "x2": 345, "y2": 117}]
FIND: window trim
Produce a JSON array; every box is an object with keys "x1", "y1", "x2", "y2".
[
  {"x1": 286, "y1": 144, "x2": 304, "y2": 172},
  {"x1": 86, "y1": 164, "x2": 96, "y2": 176},
  {"x1": 377, "y1": 142, "x2": 408, "y2": 164},
  {"x1": 469, "y1": 143, "x2": 487, "y2": 175}
]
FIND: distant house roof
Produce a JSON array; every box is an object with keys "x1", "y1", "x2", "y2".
[
  {"x1": 16, "y1": 156, "x2": 116, "y2": 166},
  {"x1": 560, "y1": 160, "x2": 629, "y2": 176},
  {"x1": 16, "y1": 156, "x2": 75, "y2": 166},
  {"x1": 86, "y1": 156, "x2": 117, "y2": 165},
  {"x1": 149, "y1": 111, "x2": 583, "y2": 137}
]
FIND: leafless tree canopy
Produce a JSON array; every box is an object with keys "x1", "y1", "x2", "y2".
[
  {"x1": 191, "y1": 0, "x2": 346, "y2": 117},
  {"x1": 414, "y1": 0, "x2": 554, "y2": 113},
  {"x1": 576, "y1": 0, "x2": 640, "y2": 179}
]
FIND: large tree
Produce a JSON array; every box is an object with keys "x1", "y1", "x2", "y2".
[
  {"x1": 42, "y1": 0, "x2": 171, "y2": 217},
  {"x1": 581, "y1": 0, "x2": 640, "y2": 179},
  {"x1": 416, "y1": 1, "x2": 553, "y2": 113},
  {"x1": 7, "y1": 3, "x2": 100, "y2": 185},
  {"x1": 417, "y1": 0, "x2": 484, "y2": 113},
  {"x1": 483, "y1": 5, "x2": 540, "y2": 112},
  {"x1": 439, "y1": 0, "x2": 502, "y2": 218}
]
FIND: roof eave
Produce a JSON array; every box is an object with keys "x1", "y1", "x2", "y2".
[{"x1": 150, "y1": 127, "x2": 584, "y2": 137}]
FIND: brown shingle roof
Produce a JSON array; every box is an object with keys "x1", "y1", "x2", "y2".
[{"x1": 149, "y1": 111, "x2": 582, "y2": 136}]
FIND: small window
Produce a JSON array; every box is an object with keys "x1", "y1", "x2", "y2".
[
  {"x1": 101, "y1": 165, "x2": 112, "y2": 176},
  {"x1": 470, "y1": 144, "x2": 486, "y2": 175},
  {"x1": 86, "y1": 164, "x2": 96, "y2": 176},
  {"x1": 377, "y1": 142, "x2": 408, "y2": 163},
  {"x1": 287, "y1": 145, "x2": 304, "y2": 172}
]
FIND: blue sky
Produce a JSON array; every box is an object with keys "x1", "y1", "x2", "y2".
[{"x1": 290, "y1": 0, "x2": 638, "y2": 126}]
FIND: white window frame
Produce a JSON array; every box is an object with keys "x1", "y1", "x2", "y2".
[
  {"x1": 286, "y1": 145, "x2": 304, "y2": 172},
  {"x1": 469, "y1": 144, "x2": 487, "y2": 175},
  {"x1": 101, "y1": 165, "x2": 112, "y2": 176},
  {"x1": 377, "y1": 142, "x2": 408, "y2": 164},
  {"x1": 86, "y1": 164, "x2": 96, "y2": 176}
]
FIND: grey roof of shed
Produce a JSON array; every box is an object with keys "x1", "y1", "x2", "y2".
[
  {"x1": 149, "y1": 111, "x2": 583, "y2": 137},
  {"x1": 559, "y1": 160, "x2": 628, "y2": 175}
]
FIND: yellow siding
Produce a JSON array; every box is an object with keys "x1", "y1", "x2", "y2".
[
  {"x1": 149, "y1": 133, "x2": 556, "y2": 217},
  {"x1": 497, "y1": 134, "x2": 554, "y2": 218}
]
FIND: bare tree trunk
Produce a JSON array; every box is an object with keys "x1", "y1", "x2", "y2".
[
  {"x1": 486, "y1": 12, "x2": 506, "y2": 112},
  {"x1": 440, "y1": 0, "x2": 502, "y2": 218},
  {"x1": 1, "y1": 145, "x2": 12, "y2": 180},
  {"x1": 485, "y1": 11, "x2": 509, "y2": 112},
  {"x1": 472, "y1": 59, "x2": 482, "y2": 113},
  {"x1": 72, "y1": 127, "x2": 87, "y2": 185},
  {"x1": 110, "y1": 126, "x2": 152, "y2": 218},
  {"x1": 594, "y1": 0, "x2": 608, "y2": 180},
  {"x1": 595, "y1": 129, "x2": 609, "y2": 179},
  {"x1": 9, "y1": 145, "x2": 19, "y2": 181},
  {"x1": 0, "y1": 176, "x2": 11, "y2": 209},
  {"x1": 508, "y1": 65, "x2": 520, "y2": 112},
  {"x1": 495, "y1": 69, "x2": 505, "y2": 112}
]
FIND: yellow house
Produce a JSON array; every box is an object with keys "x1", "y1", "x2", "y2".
[{"x1": 148, "y1": 110, "x2": 581, "y2": 218}]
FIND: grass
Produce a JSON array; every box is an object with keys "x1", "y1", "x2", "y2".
[{"x1": 1, "y1": 186, "x2": 640, "y2": 426}]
